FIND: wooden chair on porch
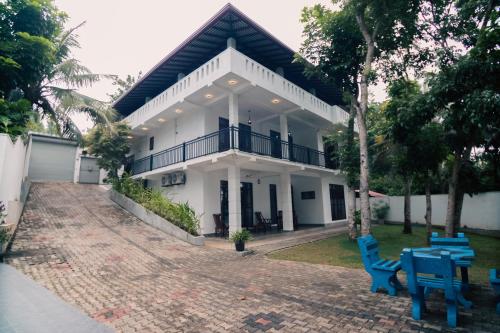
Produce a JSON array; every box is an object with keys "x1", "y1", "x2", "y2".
[
  {"x1": 255, "y1": 212, "x2": 272, "y2": 232},
  {"x1": 213, "y1": 214, "x2": 227, "y2": 237}
]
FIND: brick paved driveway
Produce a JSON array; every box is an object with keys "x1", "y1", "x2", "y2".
[{"x1": 6, "y1": 183, "x2": 500, "y2": 332}]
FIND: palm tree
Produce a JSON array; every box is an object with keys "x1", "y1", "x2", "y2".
[{"x1": 34, "y1": 22, "x2": 116, "y2": 139}]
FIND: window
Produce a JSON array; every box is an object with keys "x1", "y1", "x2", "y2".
[
  {"x1": 149, "y1": 137, "x2": 154, "y2": 151},
  {"x1": 324, "y1": 140, "x2": 339, "y2": 169},
  {"x1": 329, "y1": 184, "x2": 346, "y2": 220},
  {"x1": 301, "y1": 191, "x2": 315, "y2": 200}
]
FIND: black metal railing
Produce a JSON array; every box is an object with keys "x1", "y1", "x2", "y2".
[{"x1": 130, "y1": 126, "x2": 338, "y2": 175}]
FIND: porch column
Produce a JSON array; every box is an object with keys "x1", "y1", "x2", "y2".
[
  {"x1": 280, "y1": 171, "x2": 294, "y2": 231},
  {"x1": 228, "y1": 165, "x2": 242, "y2": 235},
  {"x1": 280, "y1": 115, "x2": 288, "y2": 142},
  {"x1": 320, "y1": 176, "x2": 333, "y2": 224},
  {"x1": 229, "y1": 93, "x2": 239, "y2": 148}
]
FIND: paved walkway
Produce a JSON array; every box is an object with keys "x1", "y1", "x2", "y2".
[{"x1": 6, "y1": 183, "x2": 500, "y2": 332}]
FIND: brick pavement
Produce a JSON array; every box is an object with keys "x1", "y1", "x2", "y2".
[{"x1": 6, "y1": 183, "x2": 500, "y2": 332}]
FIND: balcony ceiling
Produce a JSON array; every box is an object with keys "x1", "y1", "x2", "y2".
[{"x1": 113, "y1": 3, "x2": 342, "y2": 116}]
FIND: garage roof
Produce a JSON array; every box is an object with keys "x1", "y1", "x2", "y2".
[{"x1": 113, "y1": 3, "x2": 342, "y2": 116}]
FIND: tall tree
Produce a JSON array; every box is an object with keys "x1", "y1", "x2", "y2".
[
  {"x1": 299, "y1": 0, "x2": 420, "y2": 235},
  {"x1": 419, "y1": 0, "x2": 499, "y2": 236},
  {"x1": 108, "y1": 72, "x2": 142, "y2": 102}
]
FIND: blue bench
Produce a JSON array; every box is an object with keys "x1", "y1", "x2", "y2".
[
  {"x1": 490, "y1": 269, "x2": 500, "y2": 314},
  {"x1": 430, "y1": 232, "x2": 472, "y2": 289},
  {"x1": 357, "y1": 235, "x2": 402, "y2": 296},
  {"x1": 401, "y1": 248, "x2": 466, "y2": 327}
]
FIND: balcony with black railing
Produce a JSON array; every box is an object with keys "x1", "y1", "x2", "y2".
[{"x1": 127, "y1": 127, "x2": 339, "y2": 175}]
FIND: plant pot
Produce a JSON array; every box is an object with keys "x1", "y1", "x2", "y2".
[{"x1": 234, "y1": 240, "x2": 245, "y2": 252}]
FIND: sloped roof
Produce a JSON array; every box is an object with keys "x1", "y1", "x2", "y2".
[{"x1": 113, "y1": 3, "x2": 342, "y2": 116}]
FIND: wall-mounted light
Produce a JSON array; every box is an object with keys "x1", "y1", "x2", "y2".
[{"x1": 247, "y1": 110, "x2": 252, "y2": 125}]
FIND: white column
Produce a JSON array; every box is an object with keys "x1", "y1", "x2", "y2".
[
  {"x1": 280, "y1": 171, "x2": 293, "y2": 231},
  {"x1": 229, "y1": 93, "x2": 238, "y2": 148},
  {"x1": 228, "y1": 165, "x2": 241, "y2": 235},
  {"x1": 280, "y1": 114, "x2": 288, "y2": 142},
  {"x1": 317, "y1": 131, "x2": 324, "y2": 152},
  {"x1": 320, "y1": 176, "x2": 333, "y2": 224}
]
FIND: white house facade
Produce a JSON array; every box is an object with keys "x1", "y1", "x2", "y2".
[{"x1": 114, "y1": 4, "x2": 351, "y2": 236}]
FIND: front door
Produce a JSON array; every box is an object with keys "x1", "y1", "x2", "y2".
[
  {"x1": 219, "y1": 117, "x2": 230, "y2": 152},
  {"x1": 270, "y1": 130, "x2": 282, "y2": 158},
  {"x1": 239, "y1": 123, "x2": 252, "y2": 152},
  {"x1": 330, "y1": 184, "x2": 346, "y2": 220},
  {"x1": 241, "y1": 182, "x2": 254, "y2": 228},
  {"x1": 269, "y1": 184, "x2": 278, "y2": 225},
  {"x1": 220, "y1": 180, "x2": 229, "y2": 226}
]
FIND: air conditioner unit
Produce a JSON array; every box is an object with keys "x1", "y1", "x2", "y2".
[
  {"x1": 161, "y1": 174, "x2": 172, "y2": 187},
  {"x1": 171, "y1": 171, "x2": 186, "y2": 185}
]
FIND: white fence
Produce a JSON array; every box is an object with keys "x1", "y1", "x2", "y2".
[
  {"x1": 370, "y1": 192, "x2": 500, "y2": 231},
  {"x1": 0, "y1": 134, "x2": 30, "y2": 226}
]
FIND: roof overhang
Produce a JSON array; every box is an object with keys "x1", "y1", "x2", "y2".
[{"x1": 113, "y1": 3, "x2": 342, "y2": 116}]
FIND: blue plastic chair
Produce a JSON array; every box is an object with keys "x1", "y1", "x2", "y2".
[
  {"x1": 490, "y1": 269, "x2": 500, "y2": 314},
  {"x1": 401, "y1": 248, "x2": 466, "y2": 327},
  {"x1": 357, "y1": 235, "x2": 402, "y2": 296}
]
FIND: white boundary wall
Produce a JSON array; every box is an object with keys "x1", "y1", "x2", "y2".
[
  {"x1": 372, "y1": 192, "x2": 500, "y2": 231},
  {"x1": 0, "y1": 134, "x2": 29, "y2": 225}
]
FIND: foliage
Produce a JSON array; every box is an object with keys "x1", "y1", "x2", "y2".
[
  {"x1": 0, "y1": 201, "x2": 7, "y2": 223},
  {"x1": 0, "y1": 0, "x2": 116, "y2": 139},
  {"x1": 0, "y1": 228, "x2": 10, "y2": 244},
  {"x1": 84, "y1": 122, "x2": 131, "y2": 179},
  {"x1": 229, "y1": 229, "x2": 253, "y2": 243},
  {"x1": 372, "y1": 201, "x2": 389, "y2": 219},
  {"x1": 0, "y1": 97, "x2": 33, "y2": 137},
  {"x1": 269, "y1": 224, "x2": 500, "y2": 285},
  {"x1": 112, "y1": 175, "x2": 200, "y2": 236},
  {"x1": 354, "y1": 210, "x2": 361, "y2": 226},
  {"x1": 108, "y1": 72, "x2": 142, "y2": 102}
]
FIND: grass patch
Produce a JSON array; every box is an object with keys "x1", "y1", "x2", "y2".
[{"x1": 268, "y1": 224, "x2": 500, "y2": 285}]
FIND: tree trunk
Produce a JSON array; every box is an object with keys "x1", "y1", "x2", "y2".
[
  {"x1": 445, "y1": 153, "x2": 461, "y2": 237},
  {"x1": 347, "y1": 186, "x2": 357, "y2": 240},
  {"x1": 357, "y1": 113, "x2": 371, "y2": 236},
  {"x1": 403, "y1": 176, "x2": 412, "y2": 234},
  {"x1": 453, "y1": 189, "x2": 465, "y2": 232},
  {"x1": 425, "y1": 172, "x2": 432, "y2": 245}
]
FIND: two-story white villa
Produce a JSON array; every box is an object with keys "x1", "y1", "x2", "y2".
[{"x1": 113, "y1": 4, "x2": 351, "y2": 236}]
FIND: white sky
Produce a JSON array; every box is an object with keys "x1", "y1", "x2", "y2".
[{"x1": 54, "y1": 0, "x2": 386, "y2": 131}]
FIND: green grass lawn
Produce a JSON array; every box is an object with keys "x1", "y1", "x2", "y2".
[{"x1": 268, "y1": 225, "x2": 500, "y2": 285}]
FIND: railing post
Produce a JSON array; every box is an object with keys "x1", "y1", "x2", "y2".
[
  {"x1": 182, "y1": 142, "x2": 186, "y2": 162},
  {"x1": 149, "y1": 155, "x2": 153, "y2": 171},
  {"x1": 307, "y1": 148, "x2": 311, "y2": 164}
]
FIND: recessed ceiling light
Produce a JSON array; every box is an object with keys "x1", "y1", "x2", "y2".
[
  {"x1": 205, "y1": 93, "x2": 214, "y2": 99},
  {"x1": 227, "y1": 79, "x2": 238, "y2": 86},
  {"x1": 337, "y1": 130, "x2": 343, "y2": 133},
  {"x1": 127, "y1": 135, "x2": 133, "y2": 139},
  {"x1": 271, "y1": 98, "x2": 281, "y2": 104},
  {"x1": 157, "y1": 118, "x2": 166, "y2": 122},
  {"x1": 175, "y1": 108, "x2": 183, "y2": 114},
  {"x1": 141, "y1": 127, "x2": 148, "y2": 131}
]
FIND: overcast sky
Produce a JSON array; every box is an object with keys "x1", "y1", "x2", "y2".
[{"x1": 54, "y1": 0, "x2": 385, "y2": 131}]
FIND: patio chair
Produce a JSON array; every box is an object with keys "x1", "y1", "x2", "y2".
[
  {"x1": 401, "y1": 248, "x2": 466, "y2": 328},
  {"x1": 357, "y1": 235, "x2": 403, "y2": 296},
  {"x1": 490, "y1": 269, "x2": 500, "y2": 314},
  {"x1": 255, "y1": 212, "x2": 271, "y2": 232},
  {"x1": 213, "y1": 214, "x2": 227, "y2": 237}
]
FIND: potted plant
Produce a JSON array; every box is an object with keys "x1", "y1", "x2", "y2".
[
  {"x1": 0, "y1": 201, "x2": 6, "y2": 224},
  {"x1": 372, "y1": 201, "x2": 390, "y2": 224},
  {"x1": 229, "y1": 229, "x2": 252, "y2": 252}
]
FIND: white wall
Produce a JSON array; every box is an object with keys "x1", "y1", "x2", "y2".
[
  {"x1": 379, "y1": 192, "x2": 500, "y2": 231},
  {"x1": 0, "y1": 134, "x2": 28, "y2": 225}
]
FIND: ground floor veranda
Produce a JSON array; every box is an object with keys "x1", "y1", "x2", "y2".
[{"x1": 136, "y1": 150, "x2": 348, "y2": 236}]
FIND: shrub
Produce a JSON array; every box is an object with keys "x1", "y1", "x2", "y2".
[
  {"x1": 372, "y1": 201, "x2": 390, "y2": 219},
  {"x1": 113, "y1": 175, "x2": 200, "y2": 236},
  {"x1": 0, "y1": 228, "x2": 10, "y2": 244}
]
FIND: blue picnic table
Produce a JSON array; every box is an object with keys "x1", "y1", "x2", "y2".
[{"x1": 401, "y1": 246, "x2": 476, "y2": 327}]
